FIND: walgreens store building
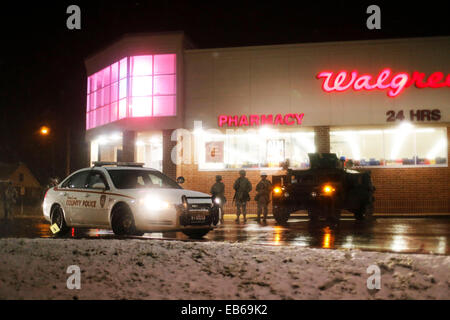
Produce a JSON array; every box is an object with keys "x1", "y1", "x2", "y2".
[{"x1": 84, "y1": 33, "x2": 450, "y2": 214}]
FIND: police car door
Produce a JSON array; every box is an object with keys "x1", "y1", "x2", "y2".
[
  {"x1": 83, "y1": 170, "x2": 110, "y2": 227},
  {"x1": 65, "y1": 170, "x2": 90, "y2": 226}
]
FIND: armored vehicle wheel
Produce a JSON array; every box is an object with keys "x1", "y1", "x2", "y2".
[
  {"x1": 111, "y1": 204, "x2": 139, "y2": 236},
  {"x1": 51, "y1": 205, "x2": 70, "y2": 236},
  {"x1": 354, "y1": 203, "x2": 374, "y2": 220},
  {"x1": 327, "y1": 209, "x2": 341, "y2": 225},
  {"x1": 273, "y1": 207, "x2": 290, "y2": 224},
  {"x1": 182, "y1": 229, "x2": 210, "y2": 239}
]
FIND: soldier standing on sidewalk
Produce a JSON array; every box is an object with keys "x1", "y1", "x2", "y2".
[
  {"x1": 255, "y1": 172, "x2": 272, "y2": 223},
  {"x1": 233, "y1": 170, "x2": 252, "y2": 223},
  {"x1": 210, "y1": 175, "x2": 226, "y2": 223}
]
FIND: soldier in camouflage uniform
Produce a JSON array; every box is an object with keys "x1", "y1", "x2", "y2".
[
  {"x1": 3, "y1": 181, "x2": 17, "y2": 220},
  {"x1": 210, "y1": 175, "x2": 226, "y2": 223},
  {"x1": 233, "y1": 170, "x2": 252, "y2": 223},
  {"x1": 255, "y1": 172, "x2": 272, "y2": 222}
]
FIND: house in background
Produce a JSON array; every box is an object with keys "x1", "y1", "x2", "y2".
[{"x1": 0, "y1": 162, "x2": 42, "y2": 211}]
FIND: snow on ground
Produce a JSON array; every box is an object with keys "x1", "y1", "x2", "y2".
[{"x1": 0, "y1": 238, "x2": 448, "y2": 300}]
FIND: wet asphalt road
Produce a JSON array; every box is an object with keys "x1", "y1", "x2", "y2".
[{"x1": 0, "y1": 215, "x2": 448, "y2": 254}]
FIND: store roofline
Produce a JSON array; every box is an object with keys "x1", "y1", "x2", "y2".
[
  {"x1": 85, "y1": 32, "x2": 449, "y2": 61},
  {"x1": 84, "y1": 30, "x2": 196, "y2": 61},
  {"x1": 184, "y1": 35, "x2": 450, "y2": 54}
]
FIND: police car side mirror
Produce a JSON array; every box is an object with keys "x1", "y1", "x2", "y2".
[{"x1": 176, "y1": 176, "x2": 185, "y2": 184}]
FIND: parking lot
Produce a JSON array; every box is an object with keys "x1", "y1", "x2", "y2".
[{"x1": 0, "y1": 215, "x2": 448, "y2": 254}]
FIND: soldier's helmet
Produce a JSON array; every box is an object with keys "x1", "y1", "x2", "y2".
[
  {"x1": 215, "y1": 175, "x2": 222, "y2": 182},
  {"x1": 239, "y1": 170, "x2": 246, "y2": 176},
  {"x1": 260, "y1": 172, "x2": 268, "y2": 177}
]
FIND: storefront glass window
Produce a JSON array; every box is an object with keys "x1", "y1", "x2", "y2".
[
  {"x1": 197, "y1": 129, "x2": 315, "y2": 170},
  {"x1": 136, "y1": 132, "x2": 163, "y2": 171},
  {"x1": 86, "y1": 54, "x2": 176, "y2": 129},
  {"x1": 331, "y1": 126, "x2": 447, "y2": 167},
  {"x1": 415, "y1": 128, "x2": 447, "y2": 165}
]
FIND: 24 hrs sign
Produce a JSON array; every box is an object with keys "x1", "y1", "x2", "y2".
[{"x1": 386, "y1": 109, "x2": 441, "y2": 122}]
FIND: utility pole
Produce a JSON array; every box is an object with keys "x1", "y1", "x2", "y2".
[{"x1": 66, "y1": 127, "x2": 71, "y2": 176}]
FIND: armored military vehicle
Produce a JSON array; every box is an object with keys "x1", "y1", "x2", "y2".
[{"x1": 272, "y1": 153, "x2": 375, "y2": 224}]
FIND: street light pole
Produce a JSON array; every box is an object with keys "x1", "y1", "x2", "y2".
[{"x1": 40, "y1": 125, "x2": 71, "y2": 179}]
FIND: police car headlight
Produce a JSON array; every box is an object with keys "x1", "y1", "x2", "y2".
[
  {"x1": 214, "y1": 198, "x2": 221, "y2": 205},
  {"x1": 141, "y1": 196, "x2": 170, "y2": 211}
]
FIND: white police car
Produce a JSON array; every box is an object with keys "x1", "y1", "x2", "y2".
[{"x1": 43, "y1": 162, "x2": 220, "y2": 238}]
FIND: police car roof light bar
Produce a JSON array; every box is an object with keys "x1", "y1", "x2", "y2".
[{"x1": 92, "y1": 161, "x2": 145, "y2": 167}]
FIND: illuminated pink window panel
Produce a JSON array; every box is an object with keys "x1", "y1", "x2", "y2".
[
  {"x1": 111, "y1": 62, "x2": 119, "y2": 83},
  {"x1": 119, "y1": 78, "x2": 127, "y2": 99},
  {"x1": 87, "y1": 111, "x2": 92, "y2": 130},
  {"x1": 96, "y1": 90, "x2": 102, "y2": 109},
  {"x1": 119, "y1": 99, "x2": 127, "y2": 119},
  {"x1": 130, "y1": 76, "x2": 153, "y2": 97},
  {"x1": 111, "y1": 82, "x2": 118, "y2": 102},
  {"x1": 102, "y1": 66, "x2": 111, "y2": 87},
  {"x1": 131, "y1": 56, "x2": 153, "y2": 76},
  {"x1": 89, "y1": 93, "x2": 95, "y2": 110},
  {"x1": 95, "y1": 71, "x2": 102, "y2": 91},
  {"x1": 97, "y1": 108, "x2": 103, "y2": 127},
  {"x1": 94, "y1": 109, "x2": 101, "y2": 127},
  {"x1": 103, "y1": 85, "x2": 111, "y2": 105},
  {"x1": 86, "y1": 54, "x2": 177, "y2": 129},
  {"x1": 154, "y1": 54, "x2": 176, "y2": 75},
  {"x1": 89, "y1": 74, "x2": 96, "y2": 93},
  {"x1": 153, "y1": 95, "x2": 176, "y2": 116},
  {"x1": 119, "y1": 58, "x2": 127, "y2": 79},
  {"x1": 100, "y1": 108, "x2": 105, "y2": 127},
  {"x1": 129, "y1": 97, "x2": 152, "y2": 117},
  {"x1": 111, "y1": 102, "x2": 118, "y2": 122},
  {"x1": 153, "y1": 75, "x2": 176, "y2": 95},
  {"x1": 91, "y1": 111, "x2": 96, "y2": 129},
  {"x1": 103, "y1": 105, "x2": 110, "y2": 125}
]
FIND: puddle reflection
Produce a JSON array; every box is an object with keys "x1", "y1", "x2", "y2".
[
  {"x1": 0, "y1": 217, "x2": 448, "y2": 254},
  {"x1": 321, "y1": 227, "x2": 334, "y2": 249}
]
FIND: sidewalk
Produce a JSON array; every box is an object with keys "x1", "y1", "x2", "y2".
[{"x1": 222, "y1": 212, "x2": 450, "y2": 219}]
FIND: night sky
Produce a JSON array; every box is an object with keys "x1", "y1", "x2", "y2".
[{"x1": 0, "y1": 1, "x2": 449, "y2": 184}]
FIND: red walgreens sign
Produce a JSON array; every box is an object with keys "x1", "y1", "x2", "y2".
[
  {"x1": 218, "y1": 113, "x2": 304, "y2": 127},
  {"x1": 317, "y1": 68, "x2": 450, "y2": 97}
]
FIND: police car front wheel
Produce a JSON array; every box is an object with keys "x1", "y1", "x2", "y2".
[
  {"x1": 51, "y1": 205, "x2": 70, "y2": 236},
  {"x1": 111, "y1": 204, "x2": 141, "y2": 236}
]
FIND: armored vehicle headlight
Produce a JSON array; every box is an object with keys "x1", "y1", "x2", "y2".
[
  {"x1": 214, "y1": 198, "x2": 221, "y2": 205},
  {"x1": 273, "y1": 187, "x2": 282, "y2": 195},
  {"x1": 322, "y1": 185, "x2": 336, "y2": 195}
]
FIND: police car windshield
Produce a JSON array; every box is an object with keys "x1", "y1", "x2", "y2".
[{"x1": 106, "y1": 169, "x2": 182, "y2": 190}]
